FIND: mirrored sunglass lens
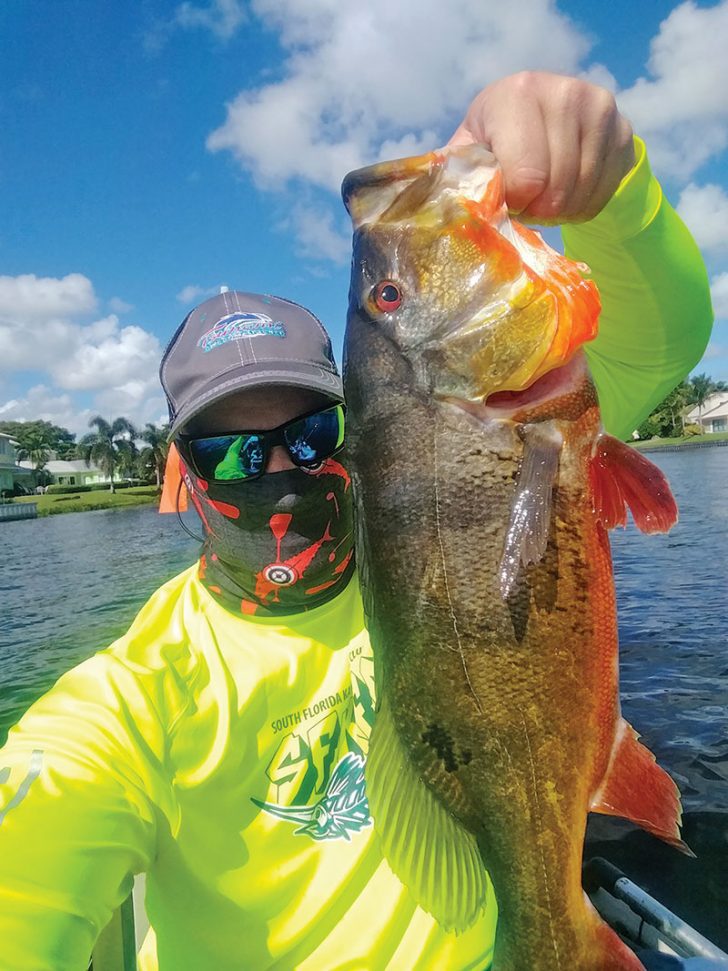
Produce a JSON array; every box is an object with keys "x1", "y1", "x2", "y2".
[
  {"x1": 191, "y1": 434, "x2": 264, "y2": 480},
  {"x1": 284, "y1": 407, "x2": 344, "y2": 465}
]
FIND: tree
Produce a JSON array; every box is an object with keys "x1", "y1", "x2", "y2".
[
  {"x1": 138, "y1": 423, "x2": 169, "y2": 489},
  {"x1": 15, "y1": 428, "x2": 53, "y2": 485},
  {"x1": 636, "y1": 372, "x2": 728, "y2": 441},
  {"x1": 0, "y1": 419, "x2": 76, "y2": 458},
  {"x1": 686, "y1": 373, "x2": 715, "y2": 418},
  {"x1": 79, "y1": 416, "x2": 138, "y2": 493}
]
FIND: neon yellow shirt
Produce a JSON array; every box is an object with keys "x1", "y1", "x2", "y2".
[{"x1": 0, "y1": 141, "x2": 713, "y2": 971}]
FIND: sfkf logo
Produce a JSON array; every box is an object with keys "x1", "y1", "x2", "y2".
[{"x1": 197, "y1": 313, "x2": 286, "y2": 352}]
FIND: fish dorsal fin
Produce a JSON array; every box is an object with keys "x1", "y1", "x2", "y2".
[
  {"x1": 499, "y1": 422, "x2": 562, "y2": 599},
  {"x1": 590, "y1": 434, "x2": 678, "y2": 532},
  {"x1": 366, "y1": 696, "x2": 492, "y2": 932},
  {"x1": 590, "y1": 718, "x2": 692, "y2": 856}
]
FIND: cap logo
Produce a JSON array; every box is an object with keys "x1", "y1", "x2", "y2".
[{"x1": 197, "y1": 312, "x2": 287, "y2": 352}]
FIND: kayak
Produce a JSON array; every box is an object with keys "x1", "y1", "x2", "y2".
[
  {"x1": 91, "y1": 863, "x2": 728, "y2": 969},
  {"x1": 584, "y1": 857, "x2": 728, "y2": 967}
]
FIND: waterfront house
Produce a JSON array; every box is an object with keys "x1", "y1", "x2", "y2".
[
  {"x1": 18, "y1": 458, "x2": 111, "y2": 487},
  {"x1": 0, "y1": 433, "x2": 34, "y2": 496},
  {"x1": 686, "y1": 393, "x2": 728, "y2": 433}
]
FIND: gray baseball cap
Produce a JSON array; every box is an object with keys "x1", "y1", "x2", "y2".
[{"x1": 160, "y1": 290, "x2": 343, "y2": 438}]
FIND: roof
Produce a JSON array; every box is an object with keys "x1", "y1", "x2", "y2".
[
  {"x1": 686, "y1": 392, "x2": 728, "y2": 422},
  {"x1": 18, "y1": 459, "x2": 105, "y2": 474}
]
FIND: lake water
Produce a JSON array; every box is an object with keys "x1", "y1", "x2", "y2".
[{"x1": 1, "y1": 449, "x2": 726, "y2": 948}]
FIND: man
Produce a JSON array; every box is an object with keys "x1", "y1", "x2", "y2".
[{"x1": 0, "y1": 73, "x2": 713, "y2": 970}]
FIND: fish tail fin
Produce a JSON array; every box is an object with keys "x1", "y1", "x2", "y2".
[
  {"x1": 590, "y1": 435, "x2": 678, "y2": 533},
  {"x1": 587, "y1": 897, "x2": 648, "y2": 970},
  {"x1": 590, "y1": 719, "x2": 692, "y2": 856}
]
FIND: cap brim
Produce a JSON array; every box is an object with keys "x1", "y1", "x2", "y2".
[{"x1": 167, "y1": 363, "x2": 344, "y2": 439}]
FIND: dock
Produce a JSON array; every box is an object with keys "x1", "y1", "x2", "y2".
[{"x1": 0, "y1": 502, "x2": 38, "y2": 521}]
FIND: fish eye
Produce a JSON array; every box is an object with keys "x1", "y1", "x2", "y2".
[{"x1": 371, "y1": 280, "x2": 402, "y2": 313}]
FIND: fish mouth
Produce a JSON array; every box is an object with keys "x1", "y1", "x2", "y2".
[{"x1": 482, "y1": 353, "x2": 588, "y2": 419}]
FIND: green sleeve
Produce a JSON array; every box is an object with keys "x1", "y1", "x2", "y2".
[
  {"x1": 0, "y1": 654, "x2": 176, "y2": 970},
  {"x1": 562, "y1": 137, "x2": 714, "y2": 440}
]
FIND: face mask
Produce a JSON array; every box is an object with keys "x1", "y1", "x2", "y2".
[{"x1": 182, "y1": 455, "x2": 355, "y2": 616}]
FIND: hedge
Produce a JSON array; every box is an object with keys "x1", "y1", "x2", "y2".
[
  {"x1": 47, "y1": 484, "x2": 93, "y2": 494},
  {"x1": 46, "y1": 480, "x2": 145, "y2": 495}
]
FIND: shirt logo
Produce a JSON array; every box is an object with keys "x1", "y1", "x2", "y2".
[
  {"x1": 197, "y1": 313, "x2": 286, "y2": 352},
  {"x1": 251, "y1": 752, "x2": 370, "y2": 841},
  {"x1": 252, "y1": 646, "x2": 376, "y2": 842}
]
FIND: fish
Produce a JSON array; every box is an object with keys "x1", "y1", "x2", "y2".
[{"x1": 341, "y1": 144, "x2": 687, "y2": 971}]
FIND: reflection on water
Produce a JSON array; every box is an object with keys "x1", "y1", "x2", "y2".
[{"x1": 0, "y1": 450, "x2": 726, "y2": 946}]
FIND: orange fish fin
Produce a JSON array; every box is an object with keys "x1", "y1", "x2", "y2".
[
  {"x1": 159, "y1": 443, "x2": 188, "y2": 514},
  {"x1": 365, "y1": 695, "x2": 493, "y2": 932},
  {"x1": 590, "y1": 434, "x2": 678, "y2": 533},
  {"x1": 590, "y1": 719, "x2": 692, "y2": 855},
  {"x1": 588, "y1": 899, "x2": 650, "y2": 970},
  {"x1": 499, "y1": 423, "x2": 562, "y2": 599}
]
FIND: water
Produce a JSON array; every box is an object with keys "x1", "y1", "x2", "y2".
[
  {"x1": 0, "y1": 505, "x2": 200, "y2": 736},
  {"x1": 1, "y1": 452, "x2": 726, "y2": 947}
]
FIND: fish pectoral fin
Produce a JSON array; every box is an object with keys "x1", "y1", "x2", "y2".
[
  {"x1": 590, "y1": 718, "x2": 693, "y2": 856},
  {"x1": 499, "y1": 422, "x2": 562, "y2": 599},
  {"x1": 366, "y1": 696, "x2": 492, "y2": 932},
  {"x1": 589, "y1": 434, "x2": 678, "y2": 533}
]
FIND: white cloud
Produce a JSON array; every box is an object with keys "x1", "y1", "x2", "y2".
[
  {"x1": 677, "y1": 183, "x2": 728, "y2": 252},
  {"x1": 578, "y1": 63, "x2": 618, "y2": 93},
  {"x1": 176, "y1": 284, "x2": 222, "y2": 303},
  {"x1": 208, "y1": 0, "x2": 591, "y2": 192},
  {"x1": 54, "y1": 320, "x2": 163, "y2": 393},
  {"x1": 285, "y1": 202, "x2": 350, "y2": 265},
  {"x1": 108, "y1": 296, "x2": 134, "y2": 314},
  {"x1": 710, "y1": 272, "x2": 728, "y2": 319},
  {"x1": 0, "y1": 385, "x2": 93, "y2": 437},
  {"x1": 0, "y1": 273, "x2": 96, "y2": 321},
  {"x1": 175, "y1": 0, "x2": 246, "y2": 40},
  {"x1": 617, "y1": 0, "x2": 728, "y2": 179},
  {"x1": 0, "y1": 273, "x2": 167, "y2": 435}
]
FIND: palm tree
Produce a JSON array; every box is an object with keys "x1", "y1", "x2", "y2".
[
  {"x1": 79, "y1": 416, "x2": 138, "y2": 493},
  {"x1": 687, "y1": 373, "x2": 715, "y2": 419},
  {"x1": 138, "y1": 423, "x2": 169, "y2": 489},
  {"x1": 15, "y1": 428, "x2": 53, "y2": 486}
]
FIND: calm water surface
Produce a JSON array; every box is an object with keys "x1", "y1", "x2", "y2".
[{"x1": 1, "y1": 450, "x2": 726, "y2": 944}]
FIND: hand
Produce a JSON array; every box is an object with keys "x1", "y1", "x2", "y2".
[{"x1": 448, "y1": 71, "x2": 635, "y2": 224}]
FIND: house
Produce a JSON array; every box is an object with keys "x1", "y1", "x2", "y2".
[
  {"x1": 0, "y1": 433, "x2": 33, "y2": 496},
  {"x1": 686, "y1": 392, "x2": 728, "y2": 433},
  {"x1": 18, "y1": 459, "x2": 111, "y2": 487}
]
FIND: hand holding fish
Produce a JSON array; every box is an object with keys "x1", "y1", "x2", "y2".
[{"x1": 448, "y1": 71, "x2": 635, "y2": 223}]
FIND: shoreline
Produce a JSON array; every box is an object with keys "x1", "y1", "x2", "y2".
[
  {"x1": 633, "y1": 436, "x2": 728, "y2": 453},
  {"x1": 10, "y1": 487, "x2": 159, "y2": 517}
]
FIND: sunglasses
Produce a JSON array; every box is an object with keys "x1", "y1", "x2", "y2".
[{"x1": 179, "y1": 403, "x2": 346, "y2": 483}]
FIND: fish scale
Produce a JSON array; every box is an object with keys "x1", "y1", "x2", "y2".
[{"x1": 342, "y1": 144, "x2": 684, "y2": 970}]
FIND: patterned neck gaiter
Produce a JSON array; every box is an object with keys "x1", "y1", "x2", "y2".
[{"x1": 181, "y1": 454, "x2": 355, "y2": 616}]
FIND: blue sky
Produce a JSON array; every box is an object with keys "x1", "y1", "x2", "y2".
[{"x1": 1, "y1": 0, "x2": 727, "y2": 435}]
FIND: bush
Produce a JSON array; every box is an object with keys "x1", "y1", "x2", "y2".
[
  {"x1": 636, "y1": 415, "x2": 664, "y2": 440},
  {"x1": 682, "y1": 424, "x2": 703, "y2": 437},
  {"x1": 47, "y1": 484, "x2": 92, "y2": 495}
]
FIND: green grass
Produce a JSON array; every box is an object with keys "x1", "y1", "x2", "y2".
[
  {"x1": 13, "y1": 486, "x2": 159, "y2": 516},
  {"x1": 632, "y1": 430, "x2": 728, "y2": 449}
]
